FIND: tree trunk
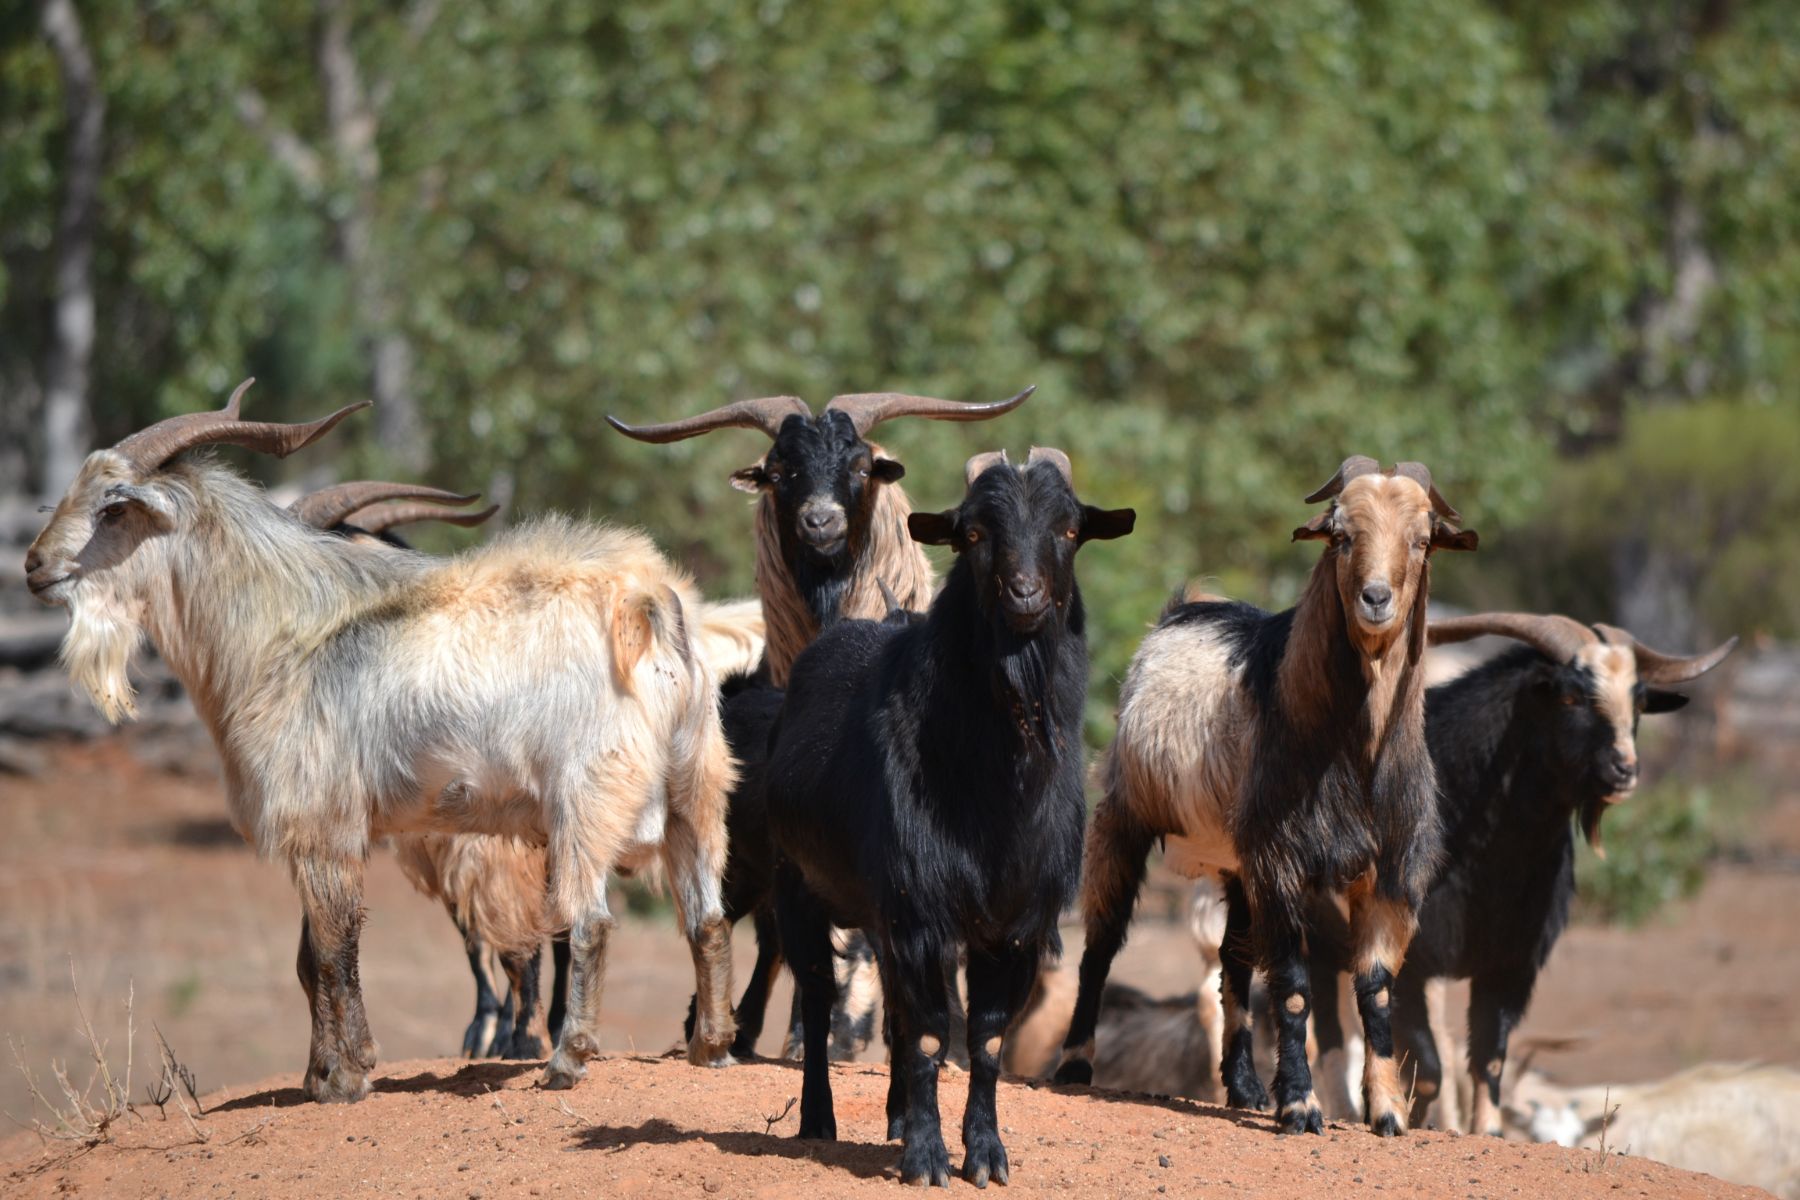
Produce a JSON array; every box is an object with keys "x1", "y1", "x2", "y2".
[
  {"x1": 316, "y1": 0, "x2": 426, "y2": 472},
  {"x1": 38, "y1": 0, "x2": 104, "y2": 500}
]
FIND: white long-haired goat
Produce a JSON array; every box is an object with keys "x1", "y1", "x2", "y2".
[{"x1": 25, "y1": 382, "x2": 739, "y2": 1101}]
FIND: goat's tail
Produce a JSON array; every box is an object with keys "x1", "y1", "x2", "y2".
[
  {"x1": 1161, "y1": 578, "x2": 1228, "y2": 620},
  {"x1": 692, "y1": 596, "x2": 767, "y2": 682},
  {"x1": 1054, "y1": 747, "x2": 1158, "y2": 1083}
]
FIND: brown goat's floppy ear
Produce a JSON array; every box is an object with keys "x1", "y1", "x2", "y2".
[
  {"x1": 1431, "y1": 524, "x2": 1479, "y2": 552},
  {"x1": 871, "y1": 457, "x2": 906, "y2": 484},
  {"x1": 907, "y1": 510, "x2": 961, "y2": 547},
  {"x1": 1080, "y1": 506, "x2": 1135, "y2": 542},
  {"x1": 729, "y1": 465, "x2": 769, "y2": 493},
  {"x1": 1292, "y1": 509, "x2": 1334, "y2": 542}
]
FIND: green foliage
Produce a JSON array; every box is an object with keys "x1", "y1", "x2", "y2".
[
  {"x1": 1574, "y1": 768, "x2": 1761, "y2": 926},
  {"x1": 1456, "y1": 399, "x2": 1800, "y2": 639},
  {"x1": 5, "y1": 0, "x2": 1798, "y2": 734}
]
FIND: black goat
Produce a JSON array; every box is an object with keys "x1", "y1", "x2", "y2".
[
  {"x1": 1054, "y1": 457, "x2": 1478, "y2": 1136},
  {"x1": 765, "y1": 447, "x2": 1133, "y2": 1186},
  {"x1": 609, "y1": 388, "x2": 1030, "y2": 1061},
  {"x1": 1308, "y1": 613, "x2": 1735, "y2": 1134}
]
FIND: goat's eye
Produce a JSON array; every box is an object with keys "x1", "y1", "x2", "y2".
[
  {"x1": 966, "y1": 528, "x2": 983, "y2": 545},
  {"x1": 1064, "y1": 527, "x2": 1078, "y2": 540},
  {"x1": 857, "y1": 468, "x2": 870, "y2": 480},
  {"x1": 1416, "y1": 537, "x2": 1430, "y2": 551},
  {"x1": 99, "y1": 502, "x2": 127, "y2": 521},
  {"x1": 766, "y1": 471, "x2": 782, "y2": 485}
]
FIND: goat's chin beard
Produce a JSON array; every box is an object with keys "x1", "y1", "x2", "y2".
[{"x1": 61, "y1": 598, "x2": 144, "y2": 724}]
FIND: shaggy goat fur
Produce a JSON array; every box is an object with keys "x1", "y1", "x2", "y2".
[
  {"x1": 765, "y1": 449, "x2": 1133, "y2": 1186},
  {"x1": 1054, "y1": 460, "x2": 1476, "y2": 1137},
  {"x1": 28, "y1": 437, "x2": 740, "y2": 1102}
]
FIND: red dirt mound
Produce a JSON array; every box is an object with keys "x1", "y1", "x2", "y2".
[{"x1": 1, "y1": 1055, "x2": 1767, "y2": 1199}]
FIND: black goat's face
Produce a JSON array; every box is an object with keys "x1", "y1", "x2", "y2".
[
  {"x1": 732, "y1": 411, "x2": 905, "y2": 562},
  {"x1": 909, "y1": 450, "x2": 1134, "y2": 635},
  {"x1": 1537, "y1": 647, "x2": 1689, "y2": 844}
]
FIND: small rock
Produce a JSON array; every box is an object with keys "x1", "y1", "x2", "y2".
[{"x1": 1158, "y1": 1155, "x2": 1171, "y2": 1169}]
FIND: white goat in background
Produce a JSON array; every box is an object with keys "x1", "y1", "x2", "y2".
[{"x1": 25, "y1": 382, "x2": 739, "y2": 1100}]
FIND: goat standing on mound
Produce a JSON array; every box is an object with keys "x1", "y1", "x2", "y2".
[
  {"x1": 25, "y1": 383, "x2": 739, "y2": 1101},
  {"x1": 766, "y1": 447, "x2": 1133, "y2": 1186},
  {"x1": 1054, "y1": 456, "x2": 1477, "y2": 1137},
  {"x1": 1307, "y1": 612, "x2": 1735, "y2": 1134},
  {"x1": 609, "y1": 387, "x2": 1031, "y2": 1060}
]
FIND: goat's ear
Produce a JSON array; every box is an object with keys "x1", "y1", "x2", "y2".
[
  {"x1": 1431, "y1": 522, "x2": 1479, "y2": 552},
  {"x1": 1292, "y1": 510, "x2": 1333, "y2": 542},
  {"x1": 871, "y1": 457, "x2": 905, "y2": 484},
  {"x1": 1643, "y1": 688, "x2": 1689, "y2": 714},
  {"x1": 729, "y1": 465, "x2": 769, "y2": 494},
  {"x1": 1079, "y1": 505, "x2": 1136, "y2": 543},
  {"x1": 907, "y1": 509, "x2": 961, "y2": 547}
]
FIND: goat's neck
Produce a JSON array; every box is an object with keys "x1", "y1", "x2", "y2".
[
  {"x1": 1276, "y1": 554, "x2": 1425, "y2": 767},
  {"x1": 925, "y1": 567, "x2": 1078, "y2": 759},
  {"x1": 136, "y1": 467, "x2": 412, "y2": 737}
]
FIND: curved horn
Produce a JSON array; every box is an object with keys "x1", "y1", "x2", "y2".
[
  {"x1": 1428, "y1": 612, "x2": 1596, "y2": 662},
  {"x1": 824, "y1": 385, "x2": 1034, "y2": 438},
  {"x1": 289, "y1": 481, "x2": 481, "y2": 531},
  {"x1": 964, "y1": 449, "x2": 1010, "y2": 487},
  {"x1": 113, "y1": 379, "x2": 370, "y2": 474},
  {"x1": 1025, "y1": 445, "x2": 1073, "y2": 484},
  {"x1": 604, "y1": 395, "x2": 811, "y2": 444},
  {"x1": 354, "y1": 501, "x2": 501, "y2": 534},
  {"x1": 1392, "y1": 461, "x2": 1462, "y2": 523},
  {"x1": 1593, "y1": 623, "x2": 1739, "y2": 686},
  {"x1": 1302, "y1": 455, "x2": 1380, "y2": 504}
]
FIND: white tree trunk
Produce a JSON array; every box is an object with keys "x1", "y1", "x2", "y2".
[{"x1": 38, "y1": 0, "x2": 104, "y2": 499}]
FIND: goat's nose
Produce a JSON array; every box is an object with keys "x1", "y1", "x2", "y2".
[
  {"x1": 1608, "y1": 749, "x2": 1638, "y2": 781},
  {"x1": 1004, "y1": 574, "x2": 1044, "y2": 604},
  {"x1": 1361, "y1": 581, "x2": 1393, "y2": 610},
  {"x1": 24, "y1": 549, "x2": 42, "y2": 576},
  {"x1": 801, "y1": 510, "x2": 833, "y2": 530}
]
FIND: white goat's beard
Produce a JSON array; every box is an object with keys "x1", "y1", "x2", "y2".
[{"x1": 61, "y1": 599, "x2": 144, "y2": 724}]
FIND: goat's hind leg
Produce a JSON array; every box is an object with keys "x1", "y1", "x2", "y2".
[
  {"x1": 662, "y1": 808, "x2": 737, "y2": 1067},
  {"x1": 294, "y1": 856, "x2": 377, "y2": 1103},
  {"x1": 1348, "y1": 883, "x2": 1418, "y2": 1137},
  {"x1": 499, "y1": 945, "x2": 546, "y2": 1060},
  {"x1": 1220, "y1": 875, "x2": 1271, "y2": 1110},
  {"x1": 456, "y1": 919, "x2": 504, "y2": 1058}
]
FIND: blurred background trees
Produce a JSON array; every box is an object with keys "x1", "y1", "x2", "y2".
[{"x1": 3, "y1": 0, "x2": 1796, "y2": 699}]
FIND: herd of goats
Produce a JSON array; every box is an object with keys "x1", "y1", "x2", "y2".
[{"x1": 21, "y1": 381, "x2": 1737, "y2": 1188}]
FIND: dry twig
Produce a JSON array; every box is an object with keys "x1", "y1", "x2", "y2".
[{"x1": 763, "y1": 1096, "x2": 798, "y2": 1135}]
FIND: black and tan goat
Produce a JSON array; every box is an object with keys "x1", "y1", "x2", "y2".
[
  {"x1": 1054, "y1": 456, "x2": 1477, "y2": 1136},
  {"x1": 1307, "y1": 613, "x2": 1735, "y2": 1134},
  {"x1": 766, "y1": 447, "x2": 1133, "y2": 1186},
  {"x1": 26, "y1": 384, "x2": 742, "y2": 1100}
]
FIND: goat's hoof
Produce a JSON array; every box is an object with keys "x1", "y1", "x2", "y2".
[
  {"x1": 1225, "y1": 1070, "x2": 1271, "y2": 1112},
  {"x1": 687, "y1": 1039, "x2": 736, "y2": 1069},
  {"x1": 540, "y1": 1056, "x2": 587, "y2": 1090},
  {"x1": 729, "y1": 1035, "x2": 760, "y2": 1060},
  {"x1": 961, "y1": 1133, "x2": 1009, "y2": 1188},
  {"x1": 1369, "y1": 1112, "x2": 1405, "y2": 1138},
  {"x1": 304, "y1": 1064, "x2": 371, "y2": 1104},
  {"x1": 1277, "y1": 1099, "x2": 1325, "y2": 1136},
  {"x1": 899, "y1": 1135, "x2": 952, "y2": 1188},
  {"x1": 1051, "y1": 1058, "x2": 1093, "y2": 1086},
  {"x1": 797, "y1": 1112, "x2": 837, "y2": 1141}
]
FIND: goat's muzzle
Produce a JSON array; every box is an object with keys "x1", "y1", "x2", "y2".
[
  {"x1": 23, "y1": 549, "x2": 71, "y2": 604},
  {"x1": 1599, "y1": 749, "x2": 1639, "y2": 795},
  {"x1": 1000, "y1": 573, "x2": 1051, "y2": 632},
  {"x1": 796, "y1": 503, "x2": 848, "y2": 555},
  {"x1": 1357, "y1": 580, "x2": 1396, "y2": 627}
]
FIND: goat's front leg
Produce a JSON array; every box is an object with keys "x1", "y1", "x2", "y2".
[
  {"x1": 1391, "y1": 971, "x2": 1440, "y2": 1129},
  {"x1": 541, "y1": 896, "x2": 614, "y2": 1090},
  {"x1": 960, "y1": 943, "x2": 1039, "y2": 1188},
  {"x1": 885, "y1": 930, "x2": 953, "y2": 1188},
  {"x1": 775, "y1": 864, "x2": 838, "y2": 1139},
  {"x1": 1264, "y1": 921, "x2": 1323, "y2": 1135},
  {"x1": 1467, "y1": 970, "x2": 1531, "y2": 1136},
  {"x1": 294, "y1": 856, "x2": 377, "y2": 1103},
  {"x1": 1348, "y1": 883, "x2": 1418, "y2": 1136}
]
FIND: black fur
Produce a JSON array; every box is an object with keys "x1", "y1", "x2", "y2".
[
  {"x1": 765, "y1": 458, "x2": 1131, "y2": 1185},
  {"x1": 1308, "y1": 644, "x2": 1690, "y2": 1127}
]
